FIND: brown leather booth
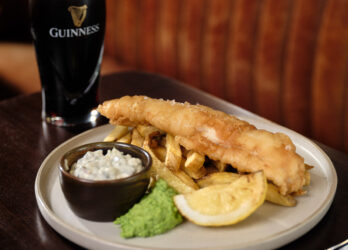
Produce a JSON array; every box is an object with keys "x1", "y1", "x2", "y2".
[{"x1": 0, "y1": 0, "x2": 347, "y2": 154}]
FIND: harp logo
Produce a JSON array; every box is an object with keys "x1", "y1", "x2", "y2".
[
  {"x1": 49, "y1": 4, "x2": 100, "y2": 38},
  {"x1": 68, "y1": 5, "x2": 88, "y2": 27}
]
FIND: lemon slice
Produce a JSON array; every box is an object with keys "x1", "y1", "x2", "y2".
[{"x1": 173, "y1": 171, "x2": 267, "y2": 226}]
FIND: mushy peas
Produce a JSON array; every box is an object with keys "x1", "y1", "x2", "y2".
[{"x1": 114, "y1": 179, "x2": 183, "y2": 238}]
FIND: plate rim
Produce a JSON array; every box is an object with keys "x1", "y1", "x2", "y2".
[{"x1": 35, "y1": 122, "x2": 337, "y2": 250}]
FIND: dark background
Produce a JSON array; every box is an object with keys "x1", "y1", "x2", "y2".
[{"x1": 0, "y1": 0, "x2": 31, "y2": 42}]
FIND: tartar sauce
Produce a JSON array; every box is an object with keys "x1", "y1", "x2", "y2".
[{"x1": 70, "y1": 148, "x2": 143, "y2": 180}]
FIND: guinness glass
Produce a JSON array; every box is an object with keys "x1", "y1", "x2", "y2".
[{"x1": 30, "y1": 0, "x2": 105, "y2": 126}]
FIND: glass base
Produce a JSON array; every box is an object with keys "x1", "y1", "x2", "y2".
[{"x1": 43, "y1": 109, "x2": 101, "y2": 127}]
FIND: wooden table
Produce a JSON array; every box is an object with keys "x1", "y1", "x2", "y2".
[{"x1": 0, "y1": 71, "x2": 347, "y2": 249}]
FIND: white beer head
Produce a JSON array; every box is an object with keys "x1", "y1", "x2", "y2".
[{"x1": 68, "y1": 5, "x2": 88, "y2": 27}]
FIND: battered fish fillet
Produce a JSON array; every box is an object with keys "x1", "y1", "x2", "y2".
[{"x1": 98, "y1": 96, "x2": 306, "y2": 195}]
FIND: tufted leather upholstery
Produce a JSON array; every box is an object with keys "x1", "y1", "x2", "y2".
[
  {"x1": 0, "y1": 0, "x2": 347, "y2": 153},
  {"x1": 104, "y1": 0, "x2": 348, "y2": 153}
]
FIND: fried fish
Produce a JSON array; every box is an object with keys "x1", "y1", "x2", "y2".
[{"x1": 98, "y1": 95, "x2": 306, "y2": 195}]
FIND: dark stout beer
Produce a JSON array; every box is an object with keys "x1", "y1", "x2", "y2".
[{"x1": 30, "y1": 0, "x2": 105, "y2": 126}]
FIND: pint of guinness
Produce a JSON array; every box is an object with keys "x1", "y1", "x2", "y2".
[{"x1": 30, "y1": 0, "x2": 105, "y2": 126}]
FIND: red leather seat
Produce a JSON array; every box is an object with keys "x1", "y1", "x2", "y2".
[
  {"x1": 0, "y1": 0, "x2": 347, "y2": 153},
  {"x1": 103, "y1": 0, "x2": 348, "y2": 153}
]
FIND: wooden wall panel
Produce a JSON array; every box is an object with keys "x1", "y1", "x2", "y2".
[
  {"x1": 253, "y1": 0, "x2": 292, "y2": 123},
  {"x1": 312, "y1": 0, "x2": 348, "y2": 149},
  {"x1": 282, "y1": 0, "x2": 325, "y2": 136},
  {"x1": 177, "y1": 0, "x2": 205, "y2": 89},
  {"x1": 201, "y1": 0, "x2": 232, "y2": 98},
  {"x1": 225, "y1": 0, "x2": 261, "y2": 111}
]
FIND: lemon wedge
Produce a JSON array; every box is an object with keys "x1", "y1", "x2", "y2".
[{"x1": 173, "y1": 171, "x2": 267, "y2": 226}]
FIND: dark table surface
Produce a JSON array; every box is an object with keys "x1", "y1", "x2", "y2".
[{"x1": 0, "y1": 71, "x2": 347, "y2": 250}]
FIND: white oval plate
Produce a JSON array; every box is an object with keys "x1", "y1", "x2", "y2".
[{"x1": 35, "y1": 119, "x2": 337, "y2": 250}]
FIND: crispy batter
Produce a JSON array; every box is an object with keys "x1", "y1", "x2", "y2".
[{"x1": 98, "y1": 95, "x2": 306, "y2": 195}]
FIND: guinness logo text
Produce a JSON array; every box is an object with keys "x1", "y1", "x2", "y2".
[
  {"x1": 49, "y1": 24, "x2": 100, "y2": 38},
  {"x1": 68, "y1": 5, "x2": 87, "y2": 27},
  {"x1": 49, "y1": 4, "x2": 100, "y2": 38}
]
